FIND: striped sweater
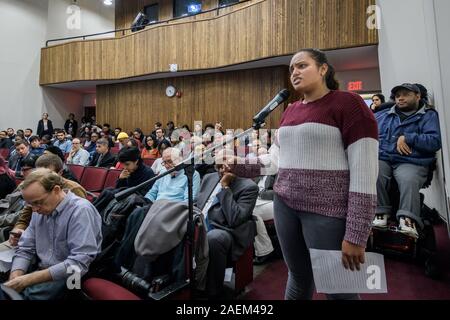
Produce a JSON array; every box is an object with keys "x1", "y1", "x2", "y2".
[{"x1": 274, "y1": 90, "x2": 379, "y2": 246}]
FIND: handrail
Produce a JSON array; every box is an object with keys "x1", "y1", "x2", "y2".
[{"x1": 45, "y1": 0, "x2": 251, "y2": 47}]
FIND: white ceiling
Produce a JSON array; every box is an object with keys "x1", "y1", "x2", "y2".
[{"x1": 47, "y1": 45, "x2": 379, "y2": 93}]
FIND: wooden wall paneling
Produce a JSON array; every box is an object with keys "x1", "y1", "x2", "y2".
[{"x1": 96, "y1": 66, "x2": 289, "y2": 134}]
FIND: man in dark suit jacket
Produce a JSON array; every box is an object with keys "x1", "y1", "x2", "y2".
[
  {"x1": 89, "y1": 138, "x2": 116, "y2": 168},
  {"x1": 196, "y1": 149, "x2": 258, "y2": 298}
]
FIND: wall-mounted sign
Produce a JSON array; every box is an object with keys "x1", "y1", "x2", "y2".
[{"x1": 348, "y1": 81, "x2": 363, "y2": 91}]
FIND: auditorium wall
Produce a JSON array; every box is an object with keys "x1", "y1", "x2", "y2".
[
  {"x1": 0, "y1": 0, "x2": 49, "y2": 131},
  {"x1": 0, "y1": 0, "x2": 114, "y2": 131},
  {"x1": 96, "y1": 66, "x2": 290, "y2": 134}
]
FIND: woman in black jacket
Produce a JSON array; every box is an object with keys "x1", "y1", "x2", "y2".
[{"x1": 37, "y1": 113, "x2": 54, "y2": 138}]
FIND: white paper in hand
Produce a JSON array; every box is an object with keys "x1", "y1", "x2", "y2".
[{"x1": 309, "y1": 249, "x2": 387, "y2": 294}]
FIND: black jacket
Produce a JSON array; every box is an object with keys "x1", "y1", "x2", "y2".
[
  {"x1": 116, "y1": 162, "x2": 156, "y2": 195},
  {"x1": 196, "y1": 173, "x2": 258, "y2": 261},
  {"x1": 89, "y1": 152, "x2": 116, "y2": 168},
  {"x1": 64, "y1": 119, "x2": 78, "y2": 137},
  {"x1": 0, "y1": 174, "x2": 16, "y2": 200},
  {"x1": 37, "y1": 119, "x2": 54, "y2": 137}
]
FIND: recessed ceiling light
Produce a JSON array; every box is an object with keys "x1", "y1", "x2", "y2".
[{"x1": 103, "y1": 0, "x2": 113, "y2": 5}]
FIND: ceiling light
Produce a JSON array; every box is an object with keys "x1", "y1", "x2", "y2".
[{"x1": 103, "y1": 0, "x2": 113, "y2": 5}]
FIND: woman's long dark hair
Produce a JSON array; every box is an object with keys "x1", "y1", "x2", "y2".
[
  {"x1": 372, "y1": 93, "x2": 386, "y2": 103},
  {"x1": 299, "y1": 48, "x2": 339, "y2": 90},
  {"x1": 145, "y1": 134, "x2": 158, "y2": 150}
]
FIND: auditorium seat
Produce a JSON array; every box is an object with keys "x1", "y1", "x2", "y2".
[
  {"x1": 79, "y1": 166, "x2": 108, "y2": 192},
  {"x1": 67, "y1": 164, "x2": 85, "y2": 182},
  {"x1": 229, "y1": 244, "x2": 253, "y2": 294},
  {"x1": 143, "y1": 158, "x2": 155, "y2": 167},
  {"x1": 110, "y1": 146, "x2": 120, "y2": 155},
  {"x1": 103, "y1": 169, "x2": 122, "y2": 189},
  {"x1": 82, "y1": 278, "x2": 141, "y2": 300}
]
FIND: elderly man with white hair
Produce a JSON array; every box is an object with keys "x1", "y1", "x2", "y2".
[
  {"x1": 66, "y1": 138, "x2": 90, "y2": 166},
  {"x1": 144, "y1": 147, "x2": 200, "y2": 203}
]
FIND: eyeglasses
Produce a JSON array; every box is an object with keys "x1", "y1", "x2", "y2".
[
  {"x1": 161, "y1": 159, "x2": 174, "y2": 166},
  {"x1": 26, "y1": 191, "x2": 52, "y2": 208}
]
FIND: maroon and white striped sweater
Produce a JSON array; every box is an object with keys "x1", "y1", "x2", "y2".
[{"x1": 274, "y1": 90, "x2": 379, "y2": 246}]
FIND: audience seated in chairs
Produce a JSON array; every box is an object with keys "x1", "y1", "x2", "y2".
[
  {"x1": 115, "y1": 147, "x2": 155, "y2": 195},
  {"x1": 145, "y1": 147, "x2": 200, "y2": 203},
  {"x1": 196, "y1": 149, "x2": 259, "y2": 299},
  {"x1": 66, "y1": 138, "x2": 90, "y2": 166},
  {"x1": 0, "y1": 154, "x2": 87, "y2": 253},
  {"x1": 373, "y1": 83, "x2": 442, "y2": 238},
  {"x1": 89, "y1": 138, "x2": 116, "y2": 168},
  {"x1": 1, "y1": 168, "x2": 101, "y2": 300}
]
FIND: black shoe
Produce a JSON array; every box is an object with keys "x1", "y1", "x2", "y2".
[{"x1": 253, "y1": 252, "x2": 273, "y2": 265}]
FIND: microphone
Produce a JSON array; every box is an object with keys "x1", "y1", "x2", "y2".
[{"x1": 252, "y1": 89, "x2": 290, "y2": 129}]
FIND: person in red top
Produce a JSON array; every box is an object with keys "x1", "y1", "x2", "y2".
[{"x1": 141, "y1": 135, "x2": 160, "y2": 160}]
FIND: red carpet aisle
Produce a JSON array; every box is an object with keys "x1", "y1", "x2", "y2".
[{"x1": 243, "y1": 224, "x2": 450, "y2": 300}]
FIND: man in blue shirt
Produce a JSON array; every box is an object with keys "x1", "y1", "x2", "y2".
[
  {"x1": 373, "y1": 83, "x2": 441, "y2": 238},
  {"x1": 4, "y1": 168, "x2": 102, "y2": 300},
  {"x1": 145, "y1": 147, "x2": 200, "y2": 203},
  {"x1": 53, "y1": 130, "x2": 72, "y2": 154}
]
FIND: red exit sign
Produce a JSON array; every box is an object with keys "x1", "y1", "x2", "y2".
[{"x1": 348, "y1": 81, "x2": 363, "y2": 91}]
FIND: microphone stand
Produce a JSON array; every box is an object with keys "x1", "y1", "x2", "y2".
[{"x1": 114, "y1": 121, "x2": 264, "y2": 298}]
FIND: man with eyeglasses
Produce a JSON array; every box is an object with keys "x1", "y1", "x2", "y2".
[
  {"x1": 144, "y1": 148, "x2": 200, "y2": 203},
  {"x1": 66, "y1": 138, "x2": 90, "y2": 166},
  {"x1": 85, "y1": 132, "x2": 99, "y2": 155},
  {"x1": 2, "y1": 168, "x2": 101, "y2": 300}
]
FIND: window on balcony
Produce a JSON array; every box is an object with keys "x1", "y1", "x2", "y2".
[
  {"x1": 173, "y1": 0, "x2": 202, "y2": 18},
  {"x1": 144, "y1": 3, "x2": 159, "y2": 24},
  {"x1": 219, "y1": 0, "x2": 240, "y2": 7}
]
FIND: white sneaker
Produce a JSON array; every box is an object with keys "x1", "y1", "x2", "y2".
[
  {"x1": 372, "y1": 214, "x2": 389, "y2": 228},
  {"x1": 399, "y1": 217, "x2": 419, "y2": 239}
]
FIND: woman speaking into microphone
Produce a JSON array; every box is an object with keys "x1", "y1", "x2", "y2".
[{"x1": 262, "y1": 49, "x2": 379, "y2": 300}]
